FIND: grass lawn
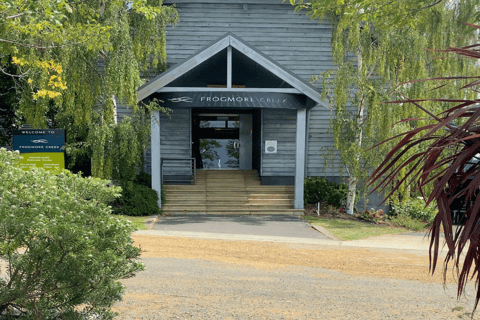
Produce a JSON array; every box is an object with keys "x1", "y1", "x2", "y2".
[
  {"x1": 305, "y1": 216, "x2": 409, "y2": 241},
  {"x1": 115, "y1": 215, "x2": 150, "y2": 231}
]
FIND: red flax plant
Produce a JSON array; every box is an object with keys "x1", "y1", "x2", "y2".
[{"x1": 368, "y1": 23, "x2": 480, "y2": 310}]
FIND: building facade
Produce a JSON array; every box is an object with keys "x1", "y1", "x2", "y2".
[{"x1": 122, "y1": 0, "x2": 358, "y2": 211}]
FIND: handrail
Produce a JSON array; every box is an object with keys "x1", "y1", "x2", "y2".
[{"x1": 161, "y1": 158, "x2": 196, "y2": 185}]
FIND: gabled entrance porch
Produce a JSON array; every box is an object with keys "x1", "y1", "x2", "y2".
[{"x1": 138, "y1": 33, "x2": 325, "y2": 212}]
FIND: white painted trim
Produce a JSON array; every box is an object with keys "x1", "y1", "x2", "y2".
[
  {"x1": 305, "y1": 109, "x2": 310, "y2": 177},
  {"x1": 151, "y1": 111, "x2": 162, "y2": 208},
  {"x1": 294, "y1": 108, "x2": 306, "y2": 209},
  {"x1": 227, "y1": 46, "x2": 232, "y2": 89},
  {"x1": 156, "y1": 87, "x2": 302, "y2": 93}
]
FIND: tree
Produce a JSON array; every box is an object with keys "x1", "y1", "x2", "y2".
[
  {"x1": 289, "y1": 0, "x2": 479, "y2": 214},
  {"x1": 369, "y1": 24, "x2": 480, "y2": 310},
  {"x1": 0, "y1": 148, "x2": 144, "y2": 319},
  {"x1": 0, "y1": 62, "x2": 23, "y2": 148},
  {"x1": 0, "y1": 0, "x2": 178, "y2": 175}
]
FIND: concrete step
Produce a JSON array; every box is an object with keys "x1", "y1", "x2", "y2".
[
  {"x1": 201, "y1": 209, "x2": 304, "y2": 215},
  {"x1": 205, "y1": 194, "x2": 248, "y2": 201},
  {"x1": 195, "y1": 182, "x2": 248, "y2": 186},
  {"x1": 206, "y1": 187, "x2": 247, "y2": 191},
  {"x1": 164, "y1": 186, "x2": 207, "y2": 191},
  {"x1": 162, "y1": 206, "x2": 207, "y2": 211},
  {"x1": 205, "y1": 192, "x2": 248, "y2": 197},
  {"x1": 247, "y1": 204, "x2": 294, "y2": 209},
  {"x1": 162, "y1": 208, "x2": 304, "y2": 215},
  {"x1": 164, "y1": 197, "x2": 207, "y2": 202},
  {"x1": 164, "y1": 201, "x2": 207, "y2": 205},
  {"x1": 205, "y1": 202, "x2": 249, "y2": 206},
  {"x1": 246, "y1": 187, "x2": 294, "y2": 192},
  {"x1": 247, "y1": 199, "x2": 293, "y2": 205},
  {"x1": 204, "y1": 205, "x2": 294, "y2": 211},
  {"x1": 162, "y1": 169, "x2": 299, "y2": 215},
  {"x1": 248, "y1": 194, "x2": 294, "y2": 199}
]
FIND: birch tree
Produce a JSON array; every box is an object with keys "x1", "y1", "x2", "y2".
[{"x1": 289, "y1": 0, "x2": 479, "y2": 214}]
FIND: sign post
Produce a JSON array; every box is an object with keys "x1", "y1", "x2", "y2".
[{"x1": 13, "y1": 129, "x2": 66, "y2": 172}]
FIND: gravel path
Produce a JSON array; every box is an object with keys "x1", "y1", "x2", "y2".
[{"x1": 112, "y1": 235, "x2": 478, "y2": 319}]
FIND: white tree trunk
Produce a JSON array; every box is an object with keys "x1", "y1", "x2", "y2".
[
  {"x1": 346, "y1": 176, "x2": 358, "y2": 215},
  {"x1": 345, "y1": 46, "x2": 365, "y2": 216},
  {"x1": 112, "y1": 95, "x2": 117, "y2": 124}
]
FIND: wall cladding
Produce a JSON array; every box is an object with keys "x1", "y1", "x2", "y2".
[
  {"x1": 117, "y1": 0, "x2": 342, "y2": 178},
  {"x1": 161, "y1": 0, "x2": 340, "y2": 177},
  {"x1": 159, "y1": 108, "x2": 191, "y2": 176},
  {"x1": 262, "y1": 109, "x2": 296, "y2": 177}
]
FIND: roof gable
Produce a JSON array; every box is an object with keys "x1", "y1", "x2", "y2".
[{"x1": 137, "y1": 33, "x2": 328, "y2": 108}]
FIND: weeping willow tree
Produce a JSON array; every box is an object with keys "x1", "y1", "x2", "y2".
[
  {"x1": 0, "y1": 0, "x2": 178, "y2": 177},
  {"x1": 289, "y1": 0, "x2": 480, "y2": 214}
]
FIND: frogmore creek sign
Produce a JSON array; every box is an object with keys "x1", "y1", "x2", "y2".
[
  {"x1": 13, "y1": 129, "x2": 65, "y2": 172},
  {"x1": 157, "y1": 92, "x2": 309, "y2": 109}
]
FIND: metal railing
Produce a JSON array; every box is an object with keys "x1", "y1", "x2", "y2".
[{"x1": 161, "y1": 158, "x2": 196, "y2": 185}]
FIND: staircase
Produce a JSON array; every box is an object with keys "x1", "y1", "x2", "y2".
[{"x1": 161, "y1": 170, "x2": 303, "y2": 215}]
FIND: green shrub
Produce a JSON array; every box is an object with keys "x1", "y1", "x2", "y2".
[
  {"x1": 389, "y1": 213, "x2": 429, "y2": 231},
  {"x1": 304, "y1": 177, "x2": 348, "y2": 208},
  {"x1": 388, "y1": 198, "x2": 437, "y2": 231},
  {"x1": 135, "y1": 171, "x2": 152, "y2": 188},
  {"x1": 0, "y1": 148, "x2": 144, "y2": 319},
  {"x1": 359, "y1": 208, "x2": 385, "y2": 224},
  {"x1": 390, "y1": 198, "x2": 437, "y2": 223},
  {"x1": 116, "y1": 182, "x2": 161, "y2": 216}
]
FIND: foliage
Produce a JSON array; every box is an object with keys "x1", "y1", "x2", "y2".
[
  {"x1": 390, "y1": 198, "x2": 437, "y2": 224},
  {"x1": 135, "y1": 171, "x2": 152, "y2": 188},
  {"x1": 0, "y1": 148, "x2": 144, "y2": 319},
  {"x1": 0, "y1": 0, "x2": 178, "y2": 175},
  {"x1": 115, "y1": 182, "x2": 160, "y2": 217},
  {"x1": 116, "y1": 215, "x2": 149, "y2": 231},
  {"x1": 359, "y1": 208, "x2": 385, "y2": 224},
  {"x1": 89, "y1": 104, "x2": 154, "y2": 182},
  {"x1": 304, "y1": 176, "x2": 348, "y2": 208},
  {"x1": 0, "y1": 62, "x2": 23, "y2": 148},
  {"x1": 389, "y1": 213, "x2": 429, "y2": 232},
  {"x1": 368, "y1": 24, "x2": 480, "y2": 311},
  {"x1": 305, "y1": 216, "x2": 407, "y2": 241},
  {"x1": 289, "y1": 0, "x2": 480, "y2": 214}
]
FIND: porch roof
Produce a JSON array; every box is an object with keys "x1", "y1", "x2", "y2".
[{"x1": 137, "y1": 33, "x2": 329, "y2": 110}]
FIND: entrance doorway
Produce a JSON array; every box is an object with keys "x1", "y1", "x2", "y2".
[{"x1": 192, "y1": 113, "x2": 252, "y2": 170}]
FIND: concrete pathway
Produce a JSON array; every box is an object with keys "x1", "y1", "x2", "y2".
[
  {"x1": 151, "y1": 214, "x2": 328, "y2": 239},
  {"x1": 139, "y1": 214, "x2": 440, "y2": 253}
]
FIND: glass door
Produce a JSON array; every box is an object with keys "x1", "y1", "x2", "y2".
[
  {"x1": 199, "y1": 138, "x2": 239, "y2": 169},
  {"x1": 192, "y1": 114, "x2": 240, "y2": 169}
]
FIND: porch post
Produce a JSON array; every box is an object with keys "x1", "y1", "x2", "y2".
[
  {"x1": 151, "y1": 110, "x2": 162, "y2": 208},
  {"x1": 295, "y1": 108, "x2": 307, "y2": 209}
]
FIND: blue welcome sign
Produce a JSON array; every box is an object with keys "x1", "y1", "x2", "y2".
[
  {"x1": 13, "y1": 129, "x2": 66, "y2": 172},
  {"x1": 13, "y1": 129, "x2": 65, "y2": 152}
]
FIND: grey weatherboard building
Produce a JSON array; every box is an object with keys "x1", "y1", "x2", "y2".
[{"x1": 118, "y1": 0, "x2": 384, "y2": 211}]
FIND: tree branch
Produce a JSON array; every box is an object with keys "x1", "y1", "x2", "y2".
[
  {"x1": 418, "y1": 0, "x2": 444, "y2": 11},
  {"x1": 0, "y1": 66, "x2": 26, "y2": 78},
  {"x1": 6, "y1": 13, "x2": 25, "y2": 19},
  {"x1": 0, "y1": 38, "x2": 73, "y2": 50}
]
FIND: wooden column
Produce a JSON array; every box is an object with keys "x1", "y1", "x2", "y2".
[
  {"x1": 151, "y1": 110, "x2": 162, "y2": 208},
  {"x1": 227, "y1": 46, "x2": 232, "y2": 89},
  {"x1": 295, "y1": 108, "x2": 307, "y2": 209}
]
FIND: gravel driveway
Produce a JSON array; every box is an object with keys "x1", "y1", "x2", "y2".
[{"x1": 112, "y1": 235, "x2": 478, "y2": 319}]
